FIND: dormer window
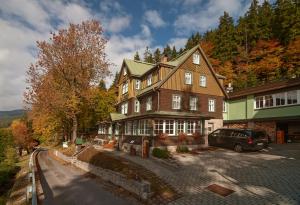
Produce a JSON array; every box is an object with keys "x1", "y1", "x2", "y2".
[
  {"x1": 123, "y1": 67, "x2": 127, "y2": 76},
  {"x1": 193, "y1": 53, "x2": 200, "y2": 64},
  {"x1": 147, "y1": 74, "x2": 152, "y2": 86}
]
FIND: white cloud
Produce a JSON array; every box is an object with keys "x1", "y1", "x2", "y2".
[
  {"x1": 144, "y1": 10, "x2": 166, "y2": 28},
  {"x1": 168, "y1": 37, "x2": 188, "y2": 49},
  {"x1": 107, "y1": 16, "x2": 131, "y2": 33},
  {"x1": 174, "y1": 0, "x2": 246, "y2": 35},
  {"x1": 0, "y1": 0, "x2": 110, "y2": 110}
]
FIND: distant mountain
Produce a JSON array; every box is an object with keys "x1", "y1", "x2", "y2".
[{"x1": 0, "y1": 109, "x2": 26, "y2": 128}]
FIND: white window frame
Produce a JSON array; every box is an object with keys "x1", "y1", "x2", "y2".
[
  {"x1": 121, "y1": 102, "x2": 128, "y2": 114},
  {"x1": 186, "y1": 120, "x2": 196, "y2": 135},
  {"x1": 199, "y1": 75, "x2": 207, "y2": 87},
  {"x1": 185, "y1": 72, "x2": 192, "y2": 85},
  {"x1": 125, "y1": 121, "x2": 132, "y2": 135},
  {"x1": 122, "y1": 82, "x2": 128, "y2": 94},
  {"x1": 135, "y1": 79, "x2": 141, "y2": 90},
  {"x1": 123, "y1": 67, "x2": 127, "y2": 76},
  {"x1": 172, "y1": 94, "x2": 181, "y2": 110},
  {"x1": 177, "y1": 120, "x2": 185, "y2": 134},
  {"x1": 134, "y1": 99, "x2": 140, "y2": 113},
  {"x1": 190, "y1": 96, "x2": 197, "y2": 111},
  {"x1": 147, "y1": 74, "x2": 152, "y2": 86},
  {"x1": 287, "y1": 90, "x2": 298, "y2": 105},
  {"x1": 133, "y1": 121, "x2": 138, "y2": 135},
  {"x1": 193, "y1": 53, "x2": 200, "y2": 64},
  {"x1": 146, "y1": 96, "x2": 152, "y2": 111},
  {"x1": 208, "y1": 99, "x2": 215, "y2": 112}
]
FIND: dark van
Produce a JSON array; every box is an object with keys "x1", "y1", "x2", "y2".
[{"x1": 208, "y1": 128, "x2": 268, "y2": 152}]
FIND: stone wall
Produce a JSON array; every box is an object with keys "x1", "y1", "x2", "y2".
[{"x1": 53, "y1": 150, "x2": 151, "y2": 199}]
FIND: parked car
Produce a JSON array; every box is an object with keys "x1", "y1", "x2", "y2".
[{"x1": 208, "y1": 128, "x2": 268, "y2": 152}]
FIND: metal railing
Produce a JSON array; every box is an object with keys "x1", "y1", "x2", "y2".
[{"x1": 27, "y1": 149, "x2": 38, "y2": 205}]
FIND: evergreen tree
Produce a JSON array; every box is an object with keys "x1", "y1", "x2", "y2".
[
  {"x1": 213, "y1": 12, "x2": 237, "y2": 62},
  {"x1": 98, "y1": 79, "x2": 106, "y2": 90},
  {"x1": 185, "y1": 34, "x2": 195, "y2": 50},
  {"x1": 171, "y1": 46, "x2": 177, "y2": 59},
  {"x1": 258, "y1": 0, "x2": 273, "y2": 40},
  {"x1": 134, "y1": 51, "x2": 141, "y2": 61},
  {"x1": 153, "y1": 48, "x2": 161, "y2": 63},
  {"x1": 163, "y1": 44, "x2": 172, "y2": 58},
  {"x1": 111, "y1": 71, "x2": 119, "y2": 87},
  {"x1": 245, "y1": 0, "x2": 260, "y2": 47},
  {"x1": 273, "y1": 0, "x2": 299, "y2": 45},
  {"x1": 143, "y1": 46, "x2": 154, "y2": 63}
]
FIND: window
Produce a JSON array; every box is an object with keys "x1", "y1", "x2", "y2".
[
  {"x1": 190, "y1": 96, "x2": 197, "y2": 111},
  {"x1": 147, "y1": 74, "x2": 152, "y2": 86},
  {"x1": 223, "y1": 101, "x2": 227, "y2": 112},
  {"x1": 187, "y1": 121, "x2": 195, "y2": 134},
  {"x1": 199, "y1": 75, "x2": 206, "y2": 87},
  {"x1": 115, "y1": 124, "x2": 119, "y2": 135},
  {"x1": 123, "y1": 67, "x2": 127, "y2": 75},
  {"x1": 165, "y1": 120, "x2": 175, "y2": 135},
  {"x1": 121, "y1": 102, "x2": 128, "y2": 114},
  {"x1": 208, "y1": 99, "x2": 215, "y2": 112},
  {"x1": 185, "y1": 72, "x2": 192, "y2": 85},
  {"x1": 133, "y1": 121, "x2": 138, "y2": 135},
  {"x1": 265, "y1": 95, "x2": 274, "y2": 107},
  {"x1": 98, "y1": 125, "x2": 105, "y2": 134},
  {"x1": 193, "y1": 53, "x2": 200, "y2": 64},
  {"x1": 172, "y1": 95, "x2": 181, "y2": 109},
  {"x1": 139, "y1": 120, "x2": 151, "y2": 135},
  {"x1": 146, "y1": 96, "x2": 152, "y2": 111},
  {"x1": 177, "y1": 121, "x2": 185, "y2": 134},
  {"x1": 122, "y1": 82, "x2": 128, "y2": 94},
  {"x1": 255, "y1": 96, "x2": 264, "y2": 109},
  {"x1": 287, "y1": 90, "x2": 297, "y2": 105},
  {"x1": 134, "y1": 100, "x2": 140, "y2": 113},
  {"x1": 135, "y1": 80, "x2": 141, "y2": 90},
  {"x1": 154, "y1": 120, "x2": 164, "y2": 135},
  {"x1": 125, "y1": 122, "x2": 132, "y2": 135},
  {"x1": 275, "y1": 93, "x2": 285, "y2": 106}
]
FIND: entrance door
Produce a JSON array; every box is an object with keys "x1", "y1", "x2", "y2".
[
  {"x1": 277, "y1": 123, "x2": 288, "y2": 142},
  {"x1": 207, "y1": 123, "x2": 214, "y2": 134}
]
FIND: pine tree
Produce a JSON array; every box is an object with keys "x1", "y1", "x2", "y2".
[
  {"x1": 273, "y1": 0, "x2": 299, "y2": 45},
  {"x1": 258, "y1": 0, "x2": 273, "y2": 40},
  {"x1": 134, "y1": 51, "x2": 141, "y2": 61},
  {"x1": 98, "y1": 79, "x2": 106, "y2": 90},
  {"x1": 171, "y1": 46, "x2": 177, "y2": 59},
  {"x1": 245, "y1": 0, "x2": 260, "y2": 47},
  {"x1": 111, "y1": 71, "x2": 119, "y2": 87},
  {"x1": 163, "y1": 44, "x2": 172, "y2": 59},
  {"x1": 213, "y1": 12, "x2": 237, "y2": 62},
  {"x1": 153, "y1": 48, "x2": 161, "y2": 63},
  {"x1": 143, "y1": 46, "x2": 154, "y2": 63}
]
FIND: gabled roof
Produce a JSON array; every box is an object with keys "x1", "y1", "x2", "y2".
[
  {"x1": 229, "y1": 78, "x2": 300, "y2": 99},
  {"x1": 157, "y1": 44, "x2": 228, "y2": 98},
  {"x1": 123, "y1": 59, "x2": 154, "y2": 77}
]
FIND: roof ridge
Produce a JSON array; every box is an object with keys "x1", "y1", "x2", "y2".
[
  {"x1": 125, "y1": 58, "x2": 155, "y2": 66},
  {"x1": 168, "y1": 44, "x2": 199, "y2": 62}
]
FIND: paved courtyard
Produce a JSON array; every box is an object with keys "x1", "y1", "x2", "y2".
[{"x1": 112, "y1": 144, "x2": 300, "y2": 205}]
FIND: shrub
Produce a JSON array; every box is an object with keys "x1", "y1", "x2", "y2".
[
  {"x1": 152, "y1": 148, "x2": 169, "y2": 159},
  {"x1": 178, "y1": 133, "x2": 187, "y2": 143},
  {"x1": 176, "y1": 145, "x2": 189, "y2": 153}
]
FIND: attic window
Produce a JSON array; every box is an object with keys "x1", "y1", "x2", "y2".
[
  {"x1": 123, "y1": 67, "x2": 127, "y2": 76},
  {"x1": 193, "y1": 53, "x2": 200, "y2": 64}
]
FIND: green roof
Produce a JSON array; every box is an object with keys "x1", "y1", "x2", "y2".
[
  {"x1": 137, "y1": 81, "x2": 160, "y2": 97},
  {"x1": 124, "y1": 59, "x2": 154, "y2": 76},
  {"x1": 165, "y1": 45, "x2": 199, "y2": 67},
  {"x1": 110, "y1": 113, "x2": 127, "y2": 121}
]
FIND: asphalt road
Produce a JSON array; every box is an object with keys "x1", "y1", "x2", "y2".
[{"x1": 37, "y1": 151, "x2": 133, "y2": 205}]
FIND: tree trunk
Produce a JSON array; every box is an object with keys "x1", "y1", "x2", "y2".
[
  {"x1": 18, "y1": 147, "x2": 22, "y2": 156},
  {"x1": 72, "y1": 115, "x2": 78, "y2": 143}
]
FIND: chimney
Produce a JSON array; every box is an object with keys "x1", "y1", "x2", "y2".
[
  {"x1": 226, "y1": 83, "x2": 233, "y2": 93},
  {"x1": 160, "y1": 54, "x2": 168, "y2": 63}
]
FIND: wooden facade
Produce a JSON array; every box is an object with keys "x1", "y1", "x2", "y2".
[{"x1": 99, "y1": 45, "x2": 227, "y2": 148}]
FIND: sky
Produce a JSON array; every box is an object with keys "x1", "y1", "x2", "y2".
[{"x1": 0, "y1": 0, "x2": 260, "y2": 111}]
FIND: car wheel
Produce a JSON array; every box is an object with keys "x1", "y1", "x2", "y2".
[{"x1": 234, "y1": 144, "x2": 243, "y2": 152}]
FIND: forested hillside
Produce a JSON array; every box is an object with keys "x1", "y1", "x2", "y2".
[
  {"x1": 135, "y1": 0, "x2": 300, "y2": 90},
  {"x1": 0, "y1": 110, "x2": 25, "y2": 128}
]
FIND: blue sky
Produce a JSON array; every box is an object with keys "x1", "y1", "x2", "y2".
[{"x1": 0, "y1": 0, "x2": 259, "y2": 110}]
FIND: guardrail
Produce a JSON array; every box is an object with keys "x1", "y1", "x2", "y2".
[{"x1": 27, "y1": 149, "x2": 38, "y2": 205}]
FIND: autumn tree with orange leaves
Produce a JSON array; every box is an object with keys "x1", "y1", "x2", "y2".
[{"x1": 25, "y1": 20, "x2": 110, "y2": 143}]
